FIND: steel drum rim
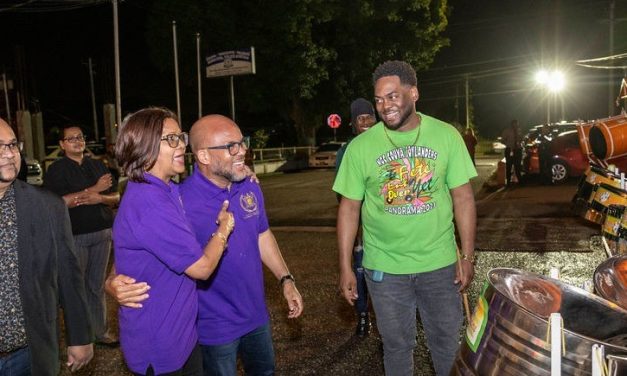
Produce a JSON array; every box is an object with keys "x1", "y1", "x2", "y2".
[{"x1": 488, "y1": 267, "x2": 627, "y2": 350}]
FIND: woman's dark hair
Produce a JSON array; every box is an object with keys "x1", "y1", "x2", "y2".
[
  {"x1": 115, "y1": 107, "x2": 178, "y2": 183},
  {"x1": 372, "y1": 60, "x2": 417, "y2": 87}
]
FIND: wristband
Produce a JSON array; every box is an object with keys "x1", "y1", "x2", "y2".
[{"x1": 279, "y1": 274, "x2": 295, "y2": 287}]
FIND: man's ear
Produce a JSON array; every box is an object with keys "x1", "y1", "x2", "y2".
[
  {"x1": 411, "y1": 87, "x2": 419, "y2": 102},
  {"x1": 196, "y1": 149, "x2": 210, "y2": 165}
]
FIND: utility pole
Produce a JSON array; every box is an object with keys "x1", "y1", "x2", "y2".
[
  {"x1": 112, "y1": 0, "x2": 122, "y2": 128},
  {"x1": 87, "y1": 58, "x2": 99, "y2": 142},
  {"x1": 172, "y1": 21, "x2": 181, "y2": 125},
  {"x1": 609, "y1": 0, "x2": 615, "y2": 116},
  {"x1": 196, "y1": 33, "x2": 202, "y2": 119},
  {"x1": 465, "y1": 75, "x2": 470, "y2": 128}
]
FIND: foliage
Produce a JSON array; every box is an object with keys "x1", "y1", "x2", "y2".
[
  {"x1": 252, "y1": 128, "x2": 270, "y2": 149},
  {"x1": 144, "y1": 0, "x2": 450, "y2": 145}
]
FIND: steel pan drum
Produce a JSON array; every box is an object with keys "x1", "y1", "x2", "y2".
[
  {"x1": 594, "y1": 256, "x2": 627, "y2": 310},
  {"x1": 573, "y1": 165, "x2": 618, "y2": 218},
  {"x1": 451, "y1": 268, "x2": 627, "y2": 376},
  {"x1": 602, "y1": 205, "x2": 627, "y2": 255},
  {"x1": 585, "y1": 183, "x2": 627, "y2": 224}
]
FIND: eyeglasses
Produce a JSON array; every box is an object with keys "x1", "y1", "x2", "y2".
[
  {"x1": 0, "y1": 142, "x2": 19, "y2": 154},
  {"x1": 161, "y1": 132, "x2": 188, "y2": 148},
  {"x1": 62, "y1": 135, "x2": 85, "y2": 143},
  {"x1": 205, "y1": 138, "x2": 249, "y2": 156}
]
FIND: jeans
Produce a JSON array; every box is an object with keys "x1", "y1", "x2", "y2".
[
  {"x1": 365, "y1": 264, "x2": 462, "y2": 376},
  {"x1": 74, "y1": 228, "x2": 112, "y2": 339},
  {"x1": 353, "y1": 246, "x2": 368, "y2": 314},
  {"x1": 0, "y1": 347, "x2": 31, "y2": 376},
  {"x1": 201, "y1": 323, "x2": 274, "y2": 376}
]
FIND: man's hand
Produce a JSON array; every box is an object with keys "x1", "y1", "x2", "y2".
[
  {"x1": 454, "y1": 259, "x2": 474, "y2": 292},
  {"x1": 90, "y1": 173, "x2": 113, "y2": 193},
  {"x1": 282, "y1": 281, "x2": 303, "y2": 318},
  {"x1": 66, "y1": 344, "x2": 93, "y2": 372},
  {"x1": 105, "y1": 274, "x2": 150, "y2": 308},
  {"x1": 338, "y1": 269, "x2": 358, "y2": 306},
  {"x1": 74, "y1": 190, "x2": 103, "y2": 206}
]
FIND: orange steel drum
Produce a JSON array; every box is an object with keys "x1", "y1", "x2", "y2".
[
  {"x1": 589, "y1": 114, "x2": 627, "y2": 160},
  {"x1": 576, "y1": 121, "x2": 594, "y2": 157},
  {"x1": 594, "y1": 255, "x2": 627, "y2": 310},
  {"x1": 585, "y1": 183, "x2": 627, "y2": 224},
  {"x1": 573, "y1": 164, "x2": 618, "y2": 216}
]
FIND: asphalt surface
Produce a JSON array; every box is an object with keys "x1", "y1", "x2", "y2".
[{"x1": 59, "y1": 163, "x2": 613, "y2": 375}]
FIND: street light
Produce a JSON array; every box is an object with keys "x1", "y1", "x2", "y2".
[{"x1": 535, "y1": 69, "x2": 566, "y2": 123}]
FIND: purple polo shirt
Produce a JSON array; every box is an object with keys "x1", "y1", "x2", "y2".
[
  {"x1": 113, "y1": 174, "x2": 201, "y2": 374},
  {"x1": 180, "y1": 168, "x2": 270, "y2": 345}
]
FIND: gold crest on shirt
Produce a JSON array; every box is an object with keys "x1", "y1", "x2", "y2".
[{"x1": 240, "y1": 191, "x2": 258, "y2": 216}]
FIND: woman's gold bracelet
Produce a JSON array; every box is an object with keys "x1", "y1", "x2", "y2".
[{"x1": 212, "y1": 232, "x2": 228, "y2": 247}]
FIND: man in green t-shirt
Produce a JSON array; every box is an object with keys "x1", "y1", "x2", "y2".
[{"x1": 333, "y1": 61, "x2": 477, "y2": 376}]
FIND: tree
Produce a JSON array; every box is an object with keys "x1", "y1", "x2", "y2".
[{"x1": 144, "y1": 0, "x2": 450, "y2": 145}]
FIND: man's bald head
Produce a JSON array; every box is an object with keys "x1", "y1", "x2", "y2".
[
  {"x1": 189, "y1": 114, "x2": 239, "y2": 153},
  {"x1": 189, "y1": 114, "x2": 247, "y2": 188},
  {"x1": 0, "y1": 117, "x2": 21, "y2": 189}
]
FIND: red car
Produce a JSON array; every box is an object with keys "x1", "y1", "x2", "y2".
[{"x1": 523, "y1": 130, "x2": 589, "y2": 183}]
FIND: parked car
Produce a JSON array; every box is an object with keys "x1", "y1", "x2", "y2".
[
  {"x1": 522, "y1": 129, "x2": 588, "y2": 183},
  {"x1": 26, "y1": 158, "x2": 43, "y2": 186},
  {"x1": 308, "y1": 142, "x2": 345, "y2": 168}
]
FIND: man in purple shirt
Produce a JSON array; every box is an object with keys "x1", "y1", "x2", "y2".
[{"x1": 108, "y1": 114, "x2": 304, "y2": 375}]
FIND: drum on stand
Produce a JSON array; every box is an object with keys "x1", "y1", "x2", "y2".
[
  {"x1": 602, "y1": 205, "x2": 627, "y2": 255},
  {"x1": 451, "y1": 268, "x2": 627, "y2": 376},
  {"x1": 584, "y1": 183, "x2": 627, "y2": 224},
  {"x1": 594, "y1": 255, "x2": 627, "y2": 310},
  {"x1": 574, "y1": 165, "x2": 618, "y2": 217}
]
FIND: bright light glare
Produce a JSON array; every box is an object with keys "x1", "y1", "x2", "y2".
[{"x1": 535, "y1": 69, "x2": 565, "y2": 93}]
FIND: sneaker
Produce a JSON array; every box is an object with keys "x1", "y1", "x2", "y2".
[{"x1": 355, "y1": 312, "x2": 370, "y2": 337}]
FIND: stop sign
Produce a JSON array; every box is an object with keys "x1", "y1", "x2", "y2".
[{"x1": 327, "y1": 114, "x2": 341, "y2": 129}]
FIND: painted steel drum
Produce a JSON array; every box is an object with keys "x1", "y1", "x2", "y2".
[
  {"x1": 573, "y1": 165, "x2": 618, "y2": 217},
  {"x1": 594, "y1": 255, "x2": 627, "y2": 310},
  {"x1": 585, "y1": 183, "x2": 627, "y2": 224},
  {"x1": 451, "y1": 268, "x2": 627, "y2": 376},
  {"x1": 602, "y1": 205, "x2": 627, "y2": 255},
  {"x1": 589, "y1": 114, "x2": 627, "y2": 160}
]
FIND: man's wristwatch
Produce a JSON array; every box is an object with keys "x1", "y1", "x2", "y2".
[
  {"x1": 461, "y1": 253, "x2": 476, "y2": 264},
  {"x1": 279, "y1": 274, "x2": 295, "y2": 287}
]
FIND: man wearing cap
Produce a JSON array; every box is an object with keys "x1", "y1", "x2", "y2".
[{"x1": 335, "y1": 98, "x2": 376, "y2": 336}]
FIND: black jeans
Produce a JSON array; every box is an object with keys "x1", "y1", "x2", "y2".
[
  {"x1": 134, "y1": 345, "x2": 202, "y2": 376},
  {"x1": 504, "y1": 147, "x2": 522, "y2": 184}
]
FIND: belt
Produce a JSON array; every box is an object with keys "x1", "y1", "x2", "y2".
[{"x1": 0, "y1": 346, "x2": 26, "y2": 358}]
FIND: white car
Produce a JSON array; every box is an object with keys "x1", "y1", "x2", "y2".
[
  {"x1": 26, "y1": 158, "x2": 43, "y2": 186},
  {"x1": 308, "y1": 142, "x2": 345, "y2": 168}
]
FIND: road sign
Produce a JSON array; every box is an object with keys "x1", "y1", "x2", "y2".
[{"x1": 327, "y1": 114, "x2": 341, "y2": 129}]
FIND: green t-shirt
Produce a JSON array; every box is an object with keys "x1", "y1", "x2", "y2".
[{"x1": 333, "y1": 113, "x2": 477, "y2": 274}]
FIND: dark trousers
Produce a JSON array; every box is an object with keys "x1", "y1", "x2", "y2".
[
  {"x1": 134, "y1": 345, "x2": 202, "y2": 376},
  {"x1": 539, "y1": 151, "x2": 552, "y2": 183},
  {"x1": 505, "y1": 147, "x2": 523, "y2": 184}
]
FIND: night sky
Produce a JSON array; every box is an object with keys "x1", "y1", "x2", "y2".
[{"x1": 0, "y1": 0, "x2": 625, "y2": 143}]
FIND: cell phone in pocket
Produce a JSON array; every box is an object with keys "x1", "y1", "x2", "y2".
[{"x1": 372, "y1": 270, "x2": 384, "y2": 282}]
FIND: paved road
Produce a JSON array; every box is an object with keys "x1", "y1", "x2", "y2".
[{"x1": 64, "y1": 162, "x2": 612, "y2": 376}]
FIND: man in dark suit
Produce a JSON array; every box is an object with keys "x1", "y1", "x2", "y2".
[{"x1": 0, "y1": 118, "x2": 93, "y2": 375}]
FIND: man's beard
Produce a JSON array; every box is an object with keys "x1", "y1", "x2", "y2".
[
  {"x1": 0, "y1": 165, "x2": 18, "y2": 183},
  {"x1": 382, "y1": 106, "x2": 413, "y2": 131},
  {"x1": 213, "y1": 161, "x2": 247, "y2": 183}
]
